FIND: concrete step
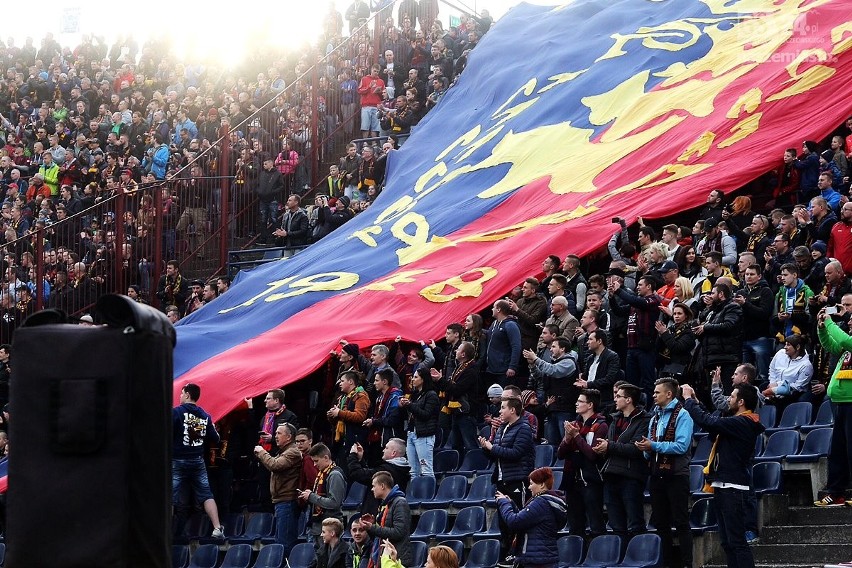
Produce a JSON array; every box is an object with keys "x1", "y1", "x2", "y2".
[
  {"x1": 785, "y1": 505, "x2": 852, "y2": 526},
  {"x1": 760, "y1": 524, "x2": 852, "y2": 545},
  {"x1": 751, "y1": 543, "x2": 852, "y2": 564}
]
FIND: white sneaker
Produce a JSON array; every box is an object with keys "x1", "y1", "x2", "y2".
[{"x1": 212, "y1": 525, "x2": 225, "y2": 539}]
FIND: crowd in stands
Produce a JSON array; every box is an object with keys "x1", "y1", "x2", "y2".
[
  {"x1": 0, "y1": 3, "x2": 494, "y2": 340},
  {"x1": 4, "y1": 7, "x2": 852, "y2": 568}
]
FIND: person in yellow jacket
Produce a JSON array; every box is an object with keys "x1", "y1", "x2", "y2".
[{"x1": 38, "y1": 150, "x2": 60, "y2": 197}]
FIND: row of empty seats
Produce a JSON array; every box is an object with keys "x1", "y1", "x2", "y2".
[
  {"x1": 173, "y1": 543, "x2": 282, "y2": 568},
  {"x1": 691, "y1": 427, "x2": 832, "y2": 466}
]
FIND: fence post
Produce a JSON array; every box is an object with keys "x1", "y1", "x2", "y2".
[
  {"x1": 310, "y1": 65, "x2": 319, "y2": 193},
  {"x1": 114, "y1": 190, "x2": 126, "y2": 294},
  {"x1": 220, "y1": 123, "x2": 231, "y2": 271},
  {"x1": 34, "y1": 227, "x2": 44, "y2": 312},
  {"x1": 153, "y1": 182, "x2": 164, "y2": 308}
]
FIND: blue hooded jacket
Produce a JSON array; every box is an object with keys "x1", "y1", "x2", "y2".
[{"x1": 498, "y1": 491, "x2": 568, "y2": 565}]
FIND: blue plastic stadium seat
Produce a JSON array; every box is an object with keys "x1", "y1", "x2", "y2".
[
  {"x1": 535, "y1": 444, "x2": 554, "y2": 469},
  {"x1": 231, "y1": 512, "x2": 274, "y2": 545},
  {"x1": 343, "y1": 482, "x2": 367, "y2": 511},
  {"x1": 434, "y1": 450, "x2": 460, "y2": 477},
  {"x1": 752, "y1": 461, "x2": 782, "y2": 495},
  {"x1": 689, "y1": 498, "x2": 718, "y2": 534},
  {"x1": 410, "y1": 509, "x2": 449, "y2": 541},
  {"x1": 221, "y1": 544, "x2": 252, "y2": 568},
  {"x1": 690, "y1": 436, "x2": 713, "y2": 466},
  {"x1": 174, "y1": 513, "x2": 212, "y2": 545},
  {"x1": 442, "y1": 540, "x2": 466, "y2": 564},
  {"x1": 462, "y1": 538, "x2": 500, "y2": 568},
  {"x1": 188, "y1": 544, "x2": 219, "y2": 568},
  {"x1": 423, "y1": 475, "x2": 468, "y2": 509},
  {"x1": 406, "y1": 476, "x2": 437, "y2": 508},
  {"x1": 612, "y1": 533, "x2": 661, "y2": 568},
  {"x1": 452, "y1": 475, "x2": 495, "y2": 508},
  {"x1": 472, "y1": 511, "x2": 501, "y2": 541},
  {"x1": 288, "y1": 543, "x2": 317, "y2": 568},
  {"x1": 764, "y1": 402, "x2": 812, "y2": 436},
  {"x1": 436, "y1": 506, "x2": 486, "y2": 541},
  {"x1": 252, "y1": 544, "x2": 285, "y2": 568},
  {"x1": 754, "y1": 430, "x2": 800, "y2": 463},
  {"x1": 557, "y1": 535, "x2": 584, "y2": 567},
  {"x1": 786, "y1": 428, "x2": 832, "y2": 463},
  {"x1": 758, "y1": 405, "x2": 777, "y2": 429},
  {"x1": 456, "y1": 449, "x2": 492, "y2": 477},
  {"x1": 552, "y1": 470, "x2": 563, "y2": 490},
  {"x1": 565, "y1": 534, "x2": 621, "y2": 567},
  {"x1": 172, "y1": 544, "x2": 189, "y2": 568},
  {"x1": 801, "y1": 399, "x2": 835, "y2": 434},
  {"x1": 411, "y1": 541, "x2": 429, "y2": 568}
]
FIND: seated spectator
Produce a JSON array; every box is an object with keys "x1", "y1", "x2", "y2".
[
  {"x1": 346, "y1": 517, "x2": 371, "y2": 568},
  {"x1": 763, "y1": 335, "x2": 813, "y2": 402},
  {"x1": 315, "y1": 518, "x2": 346, "y2": 568},
  {"x1": 347, "y1": 438, "x2": 411, "y2": 516}
]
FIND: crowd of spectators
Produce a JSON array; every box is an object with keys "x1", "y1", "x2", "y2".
[
  {"x1": 0, "y1": 2, "x2": 494, "y2": 339},
  {"x1": 3, "y1": 9, "x2": 852, "y2": 568}
]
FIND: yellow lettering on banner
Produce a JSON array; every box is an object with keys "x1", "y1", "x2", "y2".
[
  {"x1": 597, "y1": 19, "x2": 703, "y2": 62},
  {"x1": 357, "y1": 270, "x2": 431, "y2": 292},
  {"x1": 420, "y1": 267, "x2": 498, "y2": 303},
  {"x1": 766, "y1": 49, "x2": 836, "y2": 102},
  {"x1": 463, "y1": 209, "x2": 597, "y2": 242},
  {"x1": 832, "y1": 22, "x2": 852, "y2": 55},
  {"x1": 350, "y1": 225, "x2": 382, "y2": 247},
  {"x1": 717, "y1": 113, "x2": 762, "y2": 148},
  {"x1": 376, "y1": 195, "x2": 416, "y2": 222},
  {"x1": 436, "y1": 128, "x2": 480, "y2": 161},
  {"x1": 678, "y1": 131, "x2": 716, "y2": 161},
  {"x1": 726, "y1": 88, "x2": 762, "y2": 119},
  {"x1": 265, "y1": 272, "x2": 359, "y2": 302},
  {"x1": 492, "y1": 79, "x2": 537, "y2": 117},
  {"x1": 391, "y1": 212, "x2": 454, "y2": 265},
  {"x1": 218, "y1": 277, "x2": 297, "y2": 313}
]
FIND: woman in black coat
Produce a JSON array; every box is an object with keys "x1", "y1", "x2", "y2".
[
  {"x1": 400, "y1": 367, "x2": 440, "y2": 477},
  {"x1": 655, "y1": 302, "x2": 696, "y2": 377}
]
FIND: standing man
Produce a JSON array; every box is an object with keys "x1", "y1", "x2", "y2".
[
  {"x1": 575, "y1": 330, "x2": 621, "y2": 415},
  {"x1": 636, "y1": 378, "x2": 694, "y2": 568},
  {"x1": 255, "y1": 389, "x2": 299, "y2": 452},
  {"x1": 609, "y1": 275, "x2": 662, "y2": 401},
  {"x1": 593, "y1": 383, "x2": 651, "y2": 549},
  {"x1": 735, "y1": 264, "x2": 775, "y2": 384},
  {"x1": 327, "y1": 371, "x2": 370, "y2": 474},
  {"x1": 432, "y1": 341, "x2": 480, "y2": 454},
  {"x1": 357, "y1": 65, "x2": 385, "y2": 138},
  {"x1": 828, "y1": 202, "x2": 852, "y2": 276},
  {"x1": 273, "y1": 194, "x2": 310, "y2": 256},
  {"x1": 363, "y1": 369, "x2": 403, "y2": 465},
  {"x1": 524, "y1": 337, "x2": 579, "y2": 445},
  {"x1": 254, "y1": 423, "x2": 303, "y2": 556},
  {"x1": 299, "y1": 443, "x2": 346, "y2": 549},
  {"x1": 507, "y1": 277, "x2": 547, "y2": 352},
  {"x1": 347, "y1": 438, "x2": 411, "y2": 516},
  {"x1": 478, "y1": 397, "x2": 534, "y2": 564},
  {"x1": 296, "y1": 428, "x2": 319, "y2": 507},
  {"x1": 361, "y1": 471, "x2": 412, "y2": 568},
  {"x1": 694, "y1": 283, "x2": 744, "y2": 394},
  {"x1": 681, "y1": 382, "x2": 763, "y2": 568},
  {"x1": 814, "y1": 308, "x2": 852, "y2": 506},
  {"x1": 255, "y1": 155, "x2": 284, "y2": 245},
  {"x1": 172, "y1": 383, "x2": 225, "y2": 539},
  {"x1": 484, "y1": 300, "x2": 522, "y2": 388}
]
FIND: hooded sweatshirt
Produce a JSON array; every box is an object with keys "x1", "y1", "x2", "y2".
[{"x1": 818, "y1": 319, "x2": 852, "y2": 403}]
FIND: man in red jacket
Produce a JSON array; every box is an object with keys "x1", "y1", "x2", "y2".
[
  {"x1": 828, "y1": 202, "x2": 852, "y2": 277},
  {"x1": 357, "y1": 66, "x2": 385, "y2": 138}
]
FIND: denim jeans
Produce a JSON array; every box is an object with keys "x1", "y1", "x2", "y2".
[
  {"x1": 544, "y1": 411, "x2": 573, "y2": 445},
  {"x1": 715, "y1": 487, "x2": 756, "y2": 568},
  {"x1": 259, "y1": 200, "x2": 278, "y2": 241},
  {"x1": 449, "y1": 413, "x2": 479, "y2": 454},
  {"x1": 172, "y1": 457, "x2": 214, "y2": 506},
  {"x1": 742, "y1": 337, "x2": 774, "y2": 383},
  {"x1": 275, "y1": 500, "x2": 299, "y2": 557},
  {"x1": 603, "y1": 474, "x2": 646, "y2": 539},
  {"x1": 407, "y1": 431, "x2": 435, "y2": 477}
]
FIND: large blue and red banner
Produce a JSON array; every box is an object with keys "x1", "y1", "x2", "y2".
[{"x1": 175, "y1": 0, "x2": 852, "y2": 419}]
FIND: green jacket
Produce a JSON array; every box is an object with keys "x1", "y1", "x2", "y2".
[{"x1": 818, "y1": 319, "x2": 852, "y2": 403}]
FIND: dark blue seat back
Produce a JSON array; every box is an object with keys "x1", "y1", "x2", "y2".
[
  {"x1": 584, "y1": 534, "x2": 621, "y2": 565},
  {"x1": 244, "y1": 513, "x2": 274, "y2": 539},
  {"x1": 689, "y1": 497, "x2": 717, "y2": 529},
  {"x1": 188, "y1": 544, "x2": 219, "y2": 568},
  {"x1": 761, "y1": 430, "x2": 800, "y2": 459},
  {"x1": 464, "y1": 539, "x2": 500, "y2": 568},
  {"x1": 411, "y1": 541, "x2": 429, "y2": 568},
  {"x1": 173, "y1": 545, "x2": 189, "y2": 568},
  {"x1": 752, "y1": 461, "x2": 782, "y2": 494},
  {"x1": 443, "y1": 540, "x2": 465, "y2": 563},
  {"x1": 434, "y1": 450, "x2": 460, "y2": 474},
  {"x1": 453, "y1": 506, "x2": 486, "y2": 533},
  {"x1": 557, "y1": 535, "x2": 584, "y2": 566},
  {"x1": 252, "y1": 544, "x2": 285, "y2": 568},
  {"x1": 758, "y1": 405, "x2": 777, "y2": 429},
  {"x1": 343, "y1": 482, "x2": 367, "y2": 509},
  {"x1": 813, "y1": 399, "x2": 834, "y2": 426},
  {"x1": 289, "y1": 543, "x2": 317, "y2": 568},
  {"x1": 436, "y1": 475, "x2": 468, "y2": 498},
  {"x1": 621, "y1": 533, "x2": 661, "y2": 566},
  {"x1": 413, "y1": 509, "x2": 448, "y2": 535},
  {"x1": 691, "y1": 436, "x2": 713, "y2": 464},
  {"x1": 689, "y1": 464, "x2": 704, "y2": 494},
  {"x1": 777, "y1": 402, "x2": 812, "y2": 429},
  {"x1": 800, "y1": 427, "x2": 833, "y2": 456},
  {"x1": 458, "y1": 449, "x2": 490, "y2": 471},
  {"x1": 534, "y1": 444, "x2": 554, "y2": 468},
  {"x1": 221, "y1": 544, "x2": 252, "y2": 568},
  {"x1": 409, "y1": 476, "x2": 437, "y2": 500},
  {"x1": 467, "y1": 475, "x2": 495, "y2": 499}
]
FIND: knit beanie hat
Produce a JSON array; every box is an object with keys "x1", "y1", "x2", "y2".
[{"x1": 486, "y1": 384, "x2": 503, "y2": 398}]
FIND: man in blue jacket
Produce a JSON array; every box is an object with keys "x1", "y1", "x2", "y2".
[
  {"x1": 479, "y1": 396, "x2": 533, "y2": 564},
  {"x1": 681, "y1": 382, "x2": 764, "y2": 568},
  {"x1": 485, "y1": 300, "x2": 522, "y2": 388},
  {"x1": 636, "y1": 378, "x2": 693, "y2": 568}
]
